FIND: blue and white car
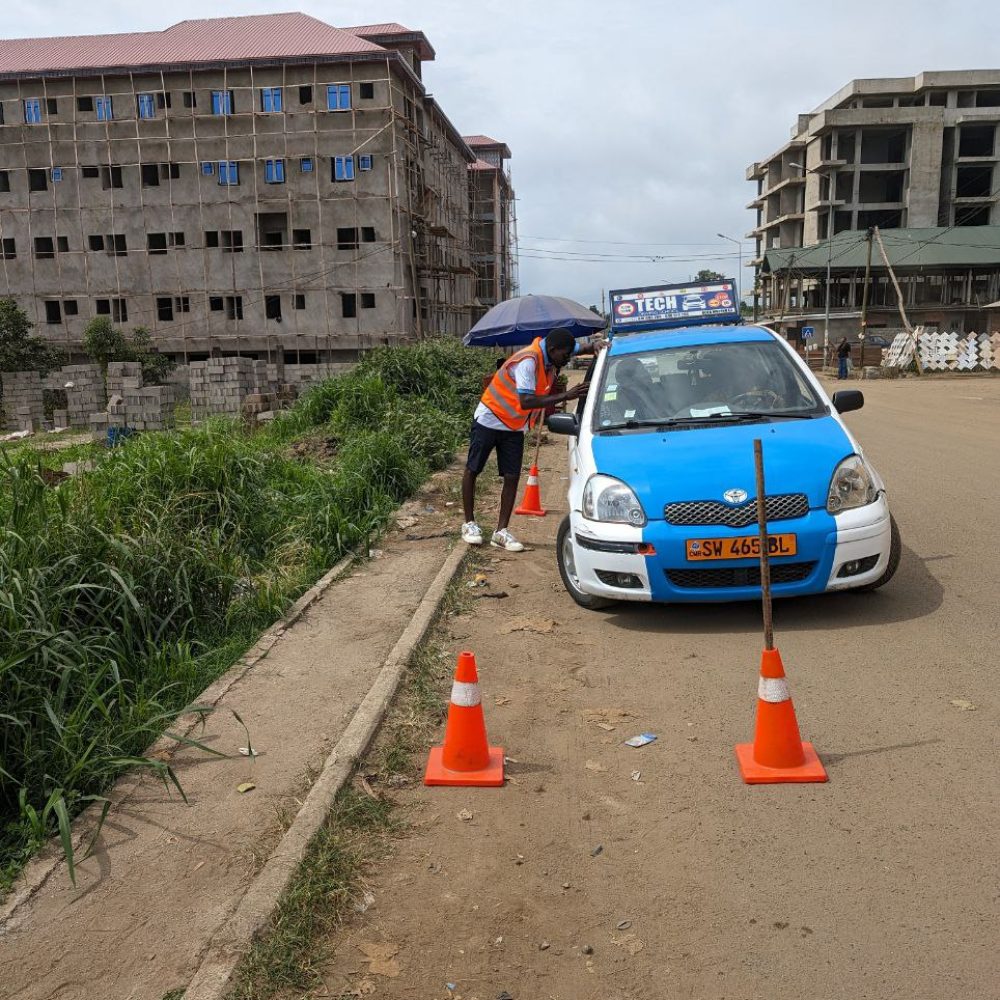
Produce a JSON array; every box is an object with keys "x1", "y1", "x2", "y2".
[{"x1": 547, "y1": 324, "x2": 900, "y2": 609}]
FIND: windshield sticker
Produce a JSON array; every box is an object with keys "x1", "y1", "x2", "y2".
[
  {"x1": 690, "y1": 405, "x2": 732, "y2": 418},
  {"x1": 604, "y1": 391, "x2": 618, "y2": 401},
  {"x1": 624, "y1": 409, "x2": 636, "y2": 418},
  {"x1": 606, "y1": 384, "x2": 617, "y2": 392}
]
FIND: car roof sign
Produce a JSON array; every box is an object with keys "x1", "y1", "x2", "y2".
[{"x1": 609, "y1": 279, "x2": 741, "y2": 336}]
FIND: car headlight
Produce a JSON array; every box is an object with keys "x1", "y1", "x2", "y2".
[
  {"x1": 827, "y1": 455, "x2": 878, "y2": 513},
  {"x1": 582, "y1": 474, "x2": 647, "y2": 526}
]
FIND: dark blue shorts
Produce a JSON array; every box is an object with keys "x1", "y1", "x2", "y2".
[{"x1": 466, "y1": 420, "x2": 525, "y2": 477}]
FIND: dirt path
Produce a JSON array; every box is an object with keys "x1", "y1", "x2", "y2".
[
  {"x1": 317, "y1": 379, "x2": 999, "y2": 1000},
  {"x1": 0, "y1": 473, "x2": 468, "y2": 1000}
]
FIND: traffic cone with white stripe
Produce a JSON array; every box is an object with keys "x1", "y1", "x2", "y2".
[
  {"x1": 734, "y1": 647, "x2": 828, "y2": 784},
  {"x1": 424, "y1": 651, "x2": 505, "y2": 787},
  {"x1": 515, "y1": 465, "x2": 546, "y2": 517}
]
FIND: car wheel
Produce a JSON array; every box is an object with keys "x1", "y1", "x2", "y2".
[
  {"x1": 556, "y1": 515, "x2": 613, "y2": 610},
  {"x1": 854, "y1": 514, "x2": 901, "y2": 592}
]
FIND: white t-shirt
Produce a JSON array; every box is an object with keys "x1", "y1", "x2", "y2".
[{"x1": 474, "y1": 355, "x2": 546, "y2": 432}]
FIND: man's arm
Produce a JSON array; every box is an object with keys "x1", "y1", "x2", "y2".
[{"x1": 517, "y1": 382, "x2": 588, "y2": 411}]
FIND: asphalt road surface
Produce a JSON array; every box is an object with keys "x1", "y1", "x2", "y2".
[{"x1": 324, "y1": 375, "x2": 998, "y2": 1000}]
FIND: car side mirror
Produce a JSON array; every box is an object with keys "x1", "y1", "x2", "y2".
[
  {"x1": 832, "y1": 390, "x2": 864, "y2": 414},
  {"x1": 546, "y1": 412, "x2": 580, "y2": 436}
]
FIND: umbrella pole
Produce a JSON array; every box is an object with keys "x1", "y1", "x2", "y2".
[{"x1": 530, "y1": 418, "x2": 543, "y2": 468}]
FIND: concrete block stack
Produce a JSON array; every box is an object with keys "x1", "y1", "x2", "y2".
[
  {"x1": 190, "y1": 357, "x2": 269, "y2": 420},
  {"x1": 58, "y1": 364, "x2": 106, "y2": 428},
  {"x1": 89, "y1": 364, "x2": 177, "y2": 438},
  {"x1": 0, "y1": 371, "x2": 45, "y2": 431},
  {"x1": 107, "y1": 361, "x2": 144, "y2": 397}
]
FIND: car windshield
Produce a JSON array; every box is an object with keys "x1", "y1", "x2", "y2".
[{"x1": 595, "y1": 340, "x2": 826, "y2": 431}]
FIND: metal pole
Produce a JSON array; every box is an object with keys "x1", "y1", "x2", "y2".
[
  {"x1": 753, "y1": 439, "x2": 773, "y2": 651},
  {"x1": 824, "y1": 238, "x2": 832, "y2": 368},
  {"x1": 859, "y1": 227, "x2": 874, "y2": 371}
]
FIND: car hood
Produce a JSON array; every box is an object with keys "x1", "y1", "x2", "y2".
[{"x1": 590, "y1": 415, "x2": 853, "y2": 514}]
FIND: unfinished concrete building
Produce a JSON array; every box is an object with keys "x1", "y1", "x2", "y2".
[
  {"x1": 747, "y1": 71, "x2": 1000, "y2": 340},
  {"x1": 464, "y1": 135, "x2": 517, "y2": 323},
  {"x1": 0, "y1": 14, "x2": 501, "y2": 365}
]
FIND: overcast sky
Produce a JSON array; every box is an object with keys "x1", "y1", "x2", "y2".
[{"x1": 8, "y1": 1, "x2": 1000, "y2": 308}]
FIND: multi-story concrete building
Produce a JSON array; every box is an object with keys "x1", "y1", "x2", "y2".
[
  {"x1": 0, "y1": 13, "x2": 508, "y2": 364},
  {"x1": 464, "y1": 135, "x2": 517, "y2": 323},
  {"x1": 747, "y1": 71, "x2": 1000, "y2": 342}
]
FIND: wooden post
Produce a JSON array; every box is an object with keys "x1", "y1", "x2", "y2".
[
  {"x1": 858, "y1": 228, "x2": 874, "y2": 370},
  {"x1": 872, "y1": 225, "x2": 924, "y2": 375},
  {"x1": 754, "y1": 439, "x2": 774, "y2": 651}
]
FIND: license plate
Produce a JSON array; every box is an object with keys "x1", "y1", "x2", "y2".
[{"x1": 685, "y1": 534, "x2": 797, "y2": 561}]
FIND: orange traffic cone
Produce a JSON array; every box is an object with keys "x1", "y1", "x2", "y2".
[
  {"x1": 515, "y1": 465, "x2": 546, "y2": 517},
  {"x1": 734, "y1": 647, "x2": 828, "y2": 784},
  {"x1": 424, "y1": 651, "x2": 505, "y2": 787}
]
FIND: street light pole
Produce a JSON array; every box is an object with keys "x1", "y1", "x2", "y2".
[{"x1": 716, "y1": 233, "x2": 743, "y2": 314}]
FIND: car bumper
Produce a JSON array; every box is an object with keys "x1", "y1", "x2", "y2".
[{"x1": 568, "y1": 497, "x2": 892, "y2": 604}]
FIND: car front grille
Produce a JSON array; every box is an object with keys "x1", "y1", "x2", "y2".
[
  {"x1": 664, "y1": 493, "x2": 809, "y2": 528},
  {"x1": 666, "y1": 561, "x2": 816, "y2": 589}
]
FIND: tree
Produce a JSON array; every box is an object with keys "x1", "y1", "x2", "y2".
[
  {"x1": 83, "y1": 318, "x2": 175, "y2": 386},
  {"x1": 694, "y1": 269, "x2": 725, "y2": 283},
  {"x1": 0, "y1": 297, "x2": 65, "y2": 375}
]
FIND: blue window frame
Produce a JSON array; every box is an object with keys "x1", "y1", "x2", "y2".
[
  {"x1": 358, "y1": 154, "x2": 373, "y2": 171},
  {"x1": 218, "y1": 161, "x2": 239, "y2": 186},
  {"x1": 96, "y1": 96, "x2": 113, "y2": 121},
  {"x1": 51, "y1": 167, "x2": 63, "y2": 182},
  {"x1": 300, "y1": 157, "x2": 313, "y2": 173},
  {"x1": 211, "y1": 90, "x2": 233, "y2": 116},
  {"x1": 137, "y1": 93, "x2": 156, "y2": 119},
  {"x1": 326, "y1": 84, "x2": 351, "y2": 111},
  {"x1": 333, "y1": 156, "x2": 355, "y2": 181},
  {"x1": 24, "y1": 99, "x2": 42, "y2": 124},
  {"x1": 201, "y1": 161, "x2": 214, "y2": 175},
  {"x1": 260, "y1": 87, "x2": 282, "y2": 113},
  {"x1": 264, "y1": 159, "x2": 285, "y2": 184}
]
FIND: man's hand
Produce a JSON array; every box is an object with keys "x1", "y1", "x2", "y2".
[{"x1": 566, "y1": 382, "x2": 589, "y2": 399}]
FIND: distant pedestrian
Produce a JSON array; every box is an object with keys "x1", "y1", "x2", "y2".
[{"x1": 837, "y1": 338, "x2": 852, "y2": 379}]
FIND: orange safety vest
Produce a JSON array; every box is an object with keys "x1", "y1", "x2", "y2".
[{"x1": 479, "y1": 337, "x2": 554, "y2": 430}]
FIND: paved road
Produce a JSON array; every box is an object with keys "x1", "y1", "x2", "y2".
[{"x1": 324, "y1": 376, "x2": 998, "y2": 1000}]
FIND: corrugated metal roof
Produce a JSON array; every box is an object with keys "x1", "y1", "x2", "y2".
[
  {"x1": 763, "y1": 227, "x2": 1000, "y2": 272},
  {"x1": 463, "y1": 135, "x2": 511, "y2": 158},
  {"x1": 345, "y1": 23, "x2": 435, "y2": 61},
  {"x1": 469, "y1": 158, "x2": 499, "y2": 171},
  {"x1": 0, "y1": 13, "x2": 386, "y2": 77}
]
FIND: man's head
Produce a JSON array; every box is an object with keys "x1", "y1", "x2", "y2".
[{"x1": 544, "y1": 329, "x2": 576, "y2": 368}]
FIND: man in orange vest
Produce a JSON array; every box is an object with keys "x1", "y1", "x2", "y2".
[{"x1": 462, "y1": 329, "x2": 589, "y2": 551}]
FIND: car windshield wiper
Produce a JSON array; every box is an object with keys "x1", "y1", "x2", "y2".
[
  {"x1": 599, "y1": 411, "x2": 818, "y2": 431},
  {"x1": 720, "y1": 410, "x2": 818, "y2": 421}
]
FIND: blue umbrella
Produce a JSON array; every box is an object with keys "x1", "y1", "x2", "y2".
[{"x1": 464, "y1": 294, "x2": 606, "y2": 347}]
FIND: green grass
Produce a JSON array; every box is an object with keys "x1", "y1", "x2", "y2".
[{"x1": 0, "y1": 338, "x2": 497, "y2": 895}]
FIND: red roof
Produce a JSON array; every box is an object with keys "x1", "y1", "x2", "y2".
[
  {"x1": 0, "y1": 13, "x2": 389, "y2": 77},
  {"x1": 345, "y1": 23, "x2": 435, "y2": 61},
  {"x1": 470, "y1": 158, "x2": 500, "y2": 171}
]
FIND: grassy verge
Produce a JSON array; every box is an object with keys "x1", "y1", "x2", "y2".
[
  {"x1": 223, "y1": 561, "x2": 479, "y2": 1000},
  {"x1": 0, "y1": 339, "x2": 497, "y2": 895}
]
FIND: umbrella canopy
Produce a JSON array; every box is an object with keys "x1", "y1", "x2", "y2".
[{"x1": 464, "y1": 294, "x2": 606, "y2": 347}]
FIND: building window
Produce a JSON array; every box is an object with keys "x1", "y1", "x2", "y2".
[
  {"x1": 46, "y1": 98, "x2": 58, "y2": 115},
  {"x1": 0, "y1": 170, "x2": 9, "y2": 192},
  {"x1": 361, "y1": 293, "x2": 376, "y2": 309},
  {"x1": 333, "y1": 156, "x2": 355, "y2": 181},
  {"x1": 225, "y1": 295, "x2": 243, "y2": 320},
  {"x1": 101, "y1": 165, "x2": 123, "y2": 189},
  {"x1": 294, "y1": 293, "x2": 306, "y2": 309},
  {"x1": 222, "y1": 230, "x2": 243, "y2": 253},
  {"x1": 0, "y1": 238, "x2": 15, "y2": 259},
  {"x1": 77, "y1": 96, "x2": 94, "y2": 112},
  {"x1": 88, "y1": 234, "x2": 104, "y2": 251},
  {"x1": 201, "y1": 162, "x2": 214, "y2": 176},
  {"x1": 218, "y1": 161, "x2": 239, "y2": 186},
  {"x1": 106, "y1": 234, "x2": 127, "y2": 256},
  {"x1": 209, "y1": 296, "x2": 224, "y2": 311},
  {"x1": 260, "y1": 87, "x2": 282, "y2": 113},
  {"x1": 183, "y1": 91, "x2": 197, "y2": 108},
  {"x1": 361, "y1": 226, "x2": 376, "y2": 243},
  {"x1": 264, "y1": 158, "x2": 285, "y2": 184},
  {"x1": 171, "y1": 232, "x2": 185, "y2": 247},
  {"x1": 81, "y1": 165, "x2": 100, "y2": 178},
  {"x1": 137, "y1": 93, "x2": 156, "y2": 119},
  {"x1": 205, "y1": 231, "x2": 220, "y2": 248},
  {"x1": 175, "y1": 296, "x2": 190, "y2": 312},
  {"x1": 326, "y1": 84, "x2": 351, "y2": 111},
  {"x1": 161, "y1": 162, "x2": 181, "y2": 180},
  {"x1": 45, "y1": 301, "x2": 62, "y2": 324},
  {"x1": 211, "y1": 90, "x2": 234, "y2": 115},
  {"x1": 299, "y1": 85, "x2": 313, "y2": 104},
  {"x1": 28, "y1": 169, "x2": 48, "y2": 192},
  {"x1": 292, "y1": 228, "x2": 312, "y2": 250},
  {"x1": 97, "y1": 299, "x2": 128, "y2": 322},
  {"x1": 96, "y1": 96, "x2": 113, "y2": 121},
  {"x1": 34, "y1": 237, "x2": 55, "y2": 259},
  {"x1": 359, "y1": 82, "x2": 374, "y2": 100},
  {"x1": 96, "y1": 299, "x2": 110, "y2": 315},
  {"x1": 64, "y1": 300, "x2": 78, "y2": 316},
  {"x1": 148, "y1": 233, "x2": 168, "y2": 254},
  {"x1": 341, "y1": 293, "x2": 357, "y2": 318},
  {"x1": 337, "y1": 227, "x2": 359, "y2": 249},
  {"x1": 141, "y1": 163, "x2": 160, "y2": 187},
  {"x1": 265, "y1": 295, "x2": 282, "y2": 320},
  {"x1": 300, "y1": 157, "x2": 313, "y2": 172},
  {"x1": 51, "y1": 167, "x2": 63, "y2": 182},
  {"x1": 157, "y1": 297, "x2": 174, "y2": 321},
  {"x1": 24, "y1": 99, "x2": 42, "y2": 124},
  {"x1": 358, "y1": 154, "x2": 373, "y2": 171},
  {"x1": 57, "y1": 236, "x2": 69, "y2": 253}
]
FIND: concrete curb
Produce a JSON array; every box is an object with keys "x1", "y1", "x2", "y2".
[
  {"x1": 0, "y1": 549, "x2": 358, "y2": 930},
  {"x1": 183, "y1": 542, "x2": 469, "y2": 1000}
]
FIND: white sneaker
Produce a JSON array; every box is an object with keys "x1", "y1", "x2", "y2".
[
  {"x1": 461, "y1": 521, "x2": 484, "y2": 545},
  {"x1": 491, "y1": 528, "x2": 525, "y2": 552}
]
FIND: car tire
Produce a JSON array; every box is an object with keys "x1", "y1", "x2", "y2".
[
  {"x1": 854, "y1": 514, "x2": 901, "y2": 592},
  {"x1": 556, "y1": 515, "x2": 613, "y2": 610}
]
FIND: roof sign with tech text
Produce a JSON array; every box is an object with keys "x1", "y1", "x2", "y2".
[{"x1": 609, "y1": 280, "x2": 740, "y2": 334}]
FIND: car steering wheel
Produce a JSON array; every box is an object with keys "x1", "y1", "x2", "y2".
[{"x1": 731, "y1": 389, "x2": 782, "y2": 410}]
